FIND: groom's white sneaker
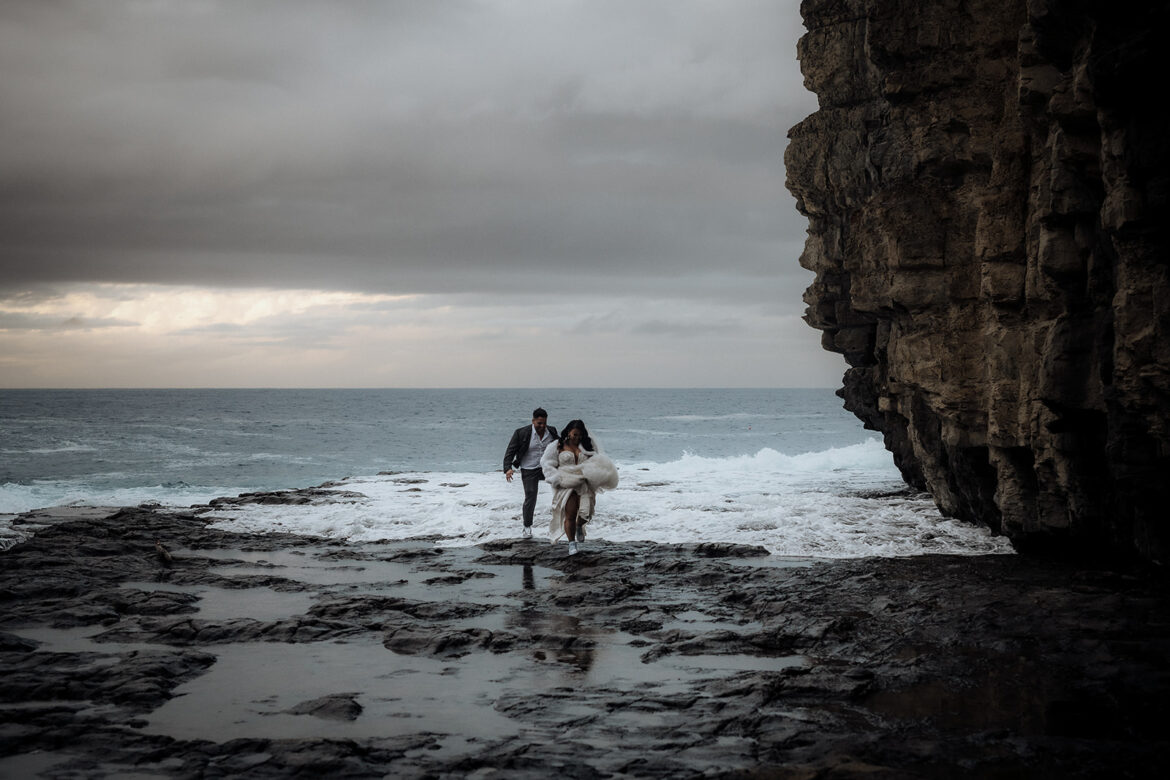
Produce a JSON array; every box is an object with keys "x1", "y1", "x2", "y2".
[
  {"x1": 567, "y1": 541, "x2": 579, "y2": 556},
  {"x1": 522, "y1": 526, "x2": 532, "y2": 539}
]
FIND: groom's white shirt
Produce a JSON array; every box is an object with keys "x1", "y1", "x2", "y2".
[{"x1": 519, "y1": 425, "x2": 553, "y2": 470}]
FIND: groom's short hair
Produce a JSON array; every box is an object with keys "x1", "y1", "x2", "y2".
[{"x1": 532, "y1": 407, "x2": 548, "y2": 419}]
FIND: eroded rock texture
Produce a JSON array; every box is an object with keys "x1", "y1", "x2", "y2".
[{"x1": 786, "y1": 0, "x2": 1169, "y2": 561}]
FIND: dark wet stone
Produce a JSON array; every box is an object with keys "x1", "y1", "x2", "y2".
[
  {"x1": 376, "y1": 547, "x2": 444, "y2": 561},
  {"x1": 619, "y1": 618, "x2": 664, "y2": 633},
  {"x1": 205, "y1": 488, "x2": 367, "y2": 507},
  {"x1": 382, "y1": 626, "x2": 512, "y2": 657},
  {"x1": 0, "y1": 632, "x2": 38, "y2": 652},
  {"x1": 286, "y1": 693, "x2": 363, "y2": 721},
  {"x1": 0, "y1": 647, "x2": 216, "y2": 711},
  {"x1": 1, "y1": 506, "x2": 1169, "y2": 778},
  {"x1": 93, "y1": 615, "x2": 365, "y2": 646},
  {"x1": 423, "y1": 571, "x2": 495, "y2": 585},
  {"x1": 117, "y1": 589, "x2": 201, "y2": 616},
  {"x1": 690, "y1": 542, "x2": 770, "y2": 558},
  {"x1": 49, "y1": 604, "x2": 123, "y2": 628},
  {"x1": 307, "y1": 595, "x2": 496, "y2": 624}
]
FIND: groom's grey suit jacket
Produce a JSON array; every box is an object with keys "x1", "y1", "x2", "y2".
[{"x1": 503, "y1": 424, "x2": 559, "y2": 472}]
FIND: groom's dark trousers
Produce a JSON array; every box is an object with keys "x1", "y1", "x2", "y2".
[
  {"x1": 520, "y1": 468, "x2": 543, "y2": 528},
  {"x1": 503, "y1": 424, "x2": 558, "y2": 528}
]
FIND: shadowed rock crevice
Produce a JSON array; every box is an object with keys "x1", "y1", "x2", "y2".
[{"x1": 786, "y1": 0, "x2": 1170, "y2": 563}]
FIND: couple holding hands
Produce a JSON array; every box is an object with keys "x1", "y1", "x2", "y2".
[{"x1": 503, "y1": 408, "x2": 619, "y2": 555}]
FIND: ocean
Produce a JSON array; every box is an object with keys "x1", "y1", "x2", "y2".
[{"x1": 0, "y1": 388, "x2": 1012, "y2": 557}]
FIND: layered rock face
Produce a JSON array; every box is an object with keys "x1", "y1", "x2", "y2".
[{"x1": 786, "y1": 0, "x2": 1169, "y2": 562}]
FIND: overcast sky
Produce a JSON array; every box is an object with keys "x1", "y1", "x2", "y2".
[{"x1": 0, "y1": 0, "x2": 835, "y2": 388}]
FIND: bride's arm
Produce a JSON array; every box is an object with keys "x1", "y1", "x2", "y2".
[{"x1": 540, "y1": 441, "x2": 561, "y2": 486}]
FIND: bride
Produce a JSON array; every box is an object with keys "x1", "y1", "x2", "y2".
[{"x1": 540, "y1": 419, "x2": 619, "y2": 555}]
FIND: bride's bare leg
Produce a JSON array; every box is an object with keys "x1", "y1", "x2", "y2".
[{"x1": 564, "y1": 492, "x2": 580, "y2": 542}]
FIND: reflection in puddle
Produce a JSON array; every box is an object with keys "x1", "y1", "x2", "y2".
[
  {"x1": 142, "y1": 636, "x2": 521, "y2": 745},
  {"x1": 202, "y1": 554, "x2": 558, "y2": 608},
  {"x1": 501, "y1": 605, "x2": 803, "y2": 690},
  {"x1": 504, "y1": 609, "x2": 600, "y2": 678},
  {"x1": 20, "y1": 543, "x2": 817, "y2": 760}
]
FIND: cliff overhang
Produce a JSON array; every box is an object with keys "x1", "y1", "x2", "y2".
[{"x1": 786, "y1": 0, "x2": 1169, "y2": 563}]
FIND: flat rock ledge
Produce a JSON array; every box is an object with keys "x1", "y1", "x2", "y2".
[{"x1": 0, "y1": 507, "x2": 1167, "y2": 778}]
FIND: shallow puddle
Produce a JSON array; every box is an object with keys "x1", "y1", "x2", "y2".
[
  {"x1": 390, "y1": 562, "x2": 559, "y2": 606},
  {"x1": 585, "y1": 635, "x2": 807, "y2": 689},
  {"x1": 120, "y1": 580, "x2": 317, "y2": 623},
  {"x1": 207, "y1": 559, "x2": 417, "y2": 586},
  {"x1": 10, "y1": 625, "x2": 161, "y2": 655},
  {"x1": 193, "y1": 587, "x2": 316, "y2": 623},
  {"x1": 0, "y1": 750, "x2": 77, "y2": 780},
  {"x1": 140, "y1": 635, "x2": 522, "y2": 745}
]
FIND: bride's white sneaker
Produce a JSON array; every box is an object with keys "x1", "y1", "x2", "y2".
[{"x1": 567, "y1": 541, "x2": 579, "y2": 556}]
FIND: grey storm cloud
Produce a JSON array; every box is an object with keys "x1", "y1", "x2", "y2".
[
  {"x1": 0, "y1": 0, "x2": 815, "y2": 304},
  {"x1": 0, "y1": 312, "x2": 137, "y2": 331}
]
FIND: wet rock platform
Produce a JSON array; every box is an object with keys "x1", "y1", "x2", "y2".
[{"x1": 1, "y1": 507, "x2": 1168, "y2": 777}]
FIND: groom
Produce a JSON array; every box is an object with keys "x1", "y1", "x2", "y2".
[{"x1": 503, "y1": 408, "x2": 558, "y2": 538}]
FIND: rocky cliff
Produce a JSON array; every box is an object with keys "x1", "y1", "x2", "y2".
[{"x1": 786, "y1": 0, "x2": 1169, "y2": 562}]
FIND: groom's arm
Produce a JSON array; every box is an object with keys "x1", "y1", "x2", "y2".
[{"x1": 502, "y1": 427, "x2": 524, "y2": 473}]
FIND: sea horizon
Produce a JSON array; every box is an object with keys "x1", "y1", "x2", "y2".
[
  {"x1": 1, "y1": 388, "x2": 1012, "y2": 558},
  {"x1": 1, "y1": 385, "x2": 842, "y2": 391}
]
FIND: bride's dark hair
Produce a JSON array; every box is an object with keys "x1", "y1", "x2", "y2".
[{"x1": 558, "y1": 419, "x2": 594, "y2": 452}]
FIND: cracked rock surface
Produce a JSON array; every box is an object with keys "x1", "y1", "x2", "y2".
[{"x1": 1, "y1": 507, "x2": 1167, "y2": 777}]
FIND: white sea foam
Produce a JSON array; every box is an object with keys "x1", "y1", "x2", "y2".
[
  {"x1": 0, "y1": 478, "x2": 262, "y2": 550},
  {"x1": 0, "y1": 480, "x2": 241, "y2": 516},
  {"x1": 1, "y1": 442, "x2": 100, "y2": 455},
  {"x1": 202, "y1": 441, "x2": 1015, "y2": 558}
]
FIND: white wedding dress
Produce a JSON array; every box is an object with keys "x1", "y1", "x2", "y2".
[{"x1": 540, "y1": 442, "x2": 619, "y2": 542}]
